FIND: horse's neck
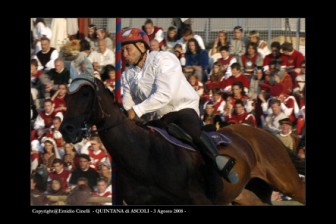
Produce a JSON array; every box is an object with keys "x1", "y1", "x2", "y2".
[{"x1": 96, "y1": 102, "x2": 149, "y2": 173}]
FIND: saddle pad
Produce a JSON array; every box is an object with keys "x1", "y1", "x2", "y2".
[
  {"x1": 148, "y1": 126, "x2": 232, "y2": 151},
  {"x1": 148, "y1": 126, "x2": 196, "y2": 151}
]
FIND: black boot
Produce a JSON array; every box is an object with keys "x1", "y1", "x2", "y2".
[{"x1": 199, "y1": 132, "x2": 239, "y2": 184}]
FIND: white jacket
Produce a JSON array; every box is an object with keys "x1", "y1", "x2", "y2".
[{"x1": 122, "y1": 51, "x2": 200, "y2": 118}]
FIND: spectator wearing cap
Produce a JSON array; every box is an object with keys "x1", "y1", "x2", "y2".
[
  {"x1": 262, "y1": 99, "x2": 287, "y2": 134},
  {"x1": 48, "y1": 158, "x2": 71, "y2": 190},
  {"x1": 216, "y1": 46, "x2": 237, "y2": 79},
  {"x1": 263, "y1": 41, "x2": 288, "y2": 73},
  {"x1": 276, "y1": 118, "x2": 299, "y2": 151},
  {"x1": 69, "y1": 154, "x2": 100, "y2": 191}
]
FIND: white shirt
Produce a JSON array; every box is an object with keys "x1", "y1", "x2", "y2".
[
  {"x1": 88, "y1": 49, "x2": 115, "y2": 67},
  {"x1": 122, "y1": 51, "x2": 200, "y2": 118}
]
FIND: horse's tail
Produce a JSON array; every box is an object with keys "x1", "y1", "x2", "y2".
[{"x1": 286, "y1": 147, "x2": 305, "y2": 175}]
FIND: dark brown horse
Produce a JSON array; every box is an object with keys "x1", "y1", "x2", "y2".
[{"x1": 60, "y1": 76, "x2": 305, "y2": 205}]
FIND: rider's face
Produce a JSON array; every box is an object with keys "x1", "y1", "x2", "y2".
[{"x1": 122, "y1": 43, "x2": 145, "y2": 65}]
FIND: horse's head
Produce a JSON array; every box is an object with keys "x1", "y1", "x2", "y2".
[{"x1": 60, "y1": 75, "x2": 99, "y2": 143}]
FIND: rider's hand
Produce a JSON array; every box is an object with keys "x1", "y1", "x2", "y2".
[{"x1": 127, "y1": 108, "x2": 136, "y2": 120}]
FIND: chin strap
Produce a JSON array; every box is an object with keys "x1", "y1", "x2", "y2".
[{"x1": 133, "y1": 43, "x2": 147, "y2": 66}]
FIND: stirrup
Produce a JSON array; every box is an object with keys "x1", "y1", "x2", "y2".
[{"x1": 215, "y1": 155, "x2": 239, "y2": 184}]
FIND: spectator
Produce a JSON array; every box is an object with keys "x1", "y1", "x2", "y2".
[
  {"x1": 50, "y1": 18, "x2": 68, "y2": 52},
  {"x1": 217, "y1": 46, "x2": 237, "y2": 79},
  {"x1": 31, "y1": 59, "x2": 44, "y2": 107},
  {"x1": 48, "y1": 158, "x2": 71, "y2": 190},
  {"x1": 46, "y1": 59, "x2": 70, "y2": 95},
  {"x1": 281, "y1": 42, "x2": 305, "y2": 84},
  {"x1": 210, "y1": 31, "x2": 229, "y2": 56},
  {"x1": 150, "y1": 39, "x2": 161, "y2": 52},
  {"x1": 248, "y1": 30, "x2": 270, "y2": 58},
  {"x1": 85, "y1": 136, "x2": 111, "y2": 171},
  {"x1": 206, "y1": 62, "x2": 224, "y2": 91},
  {"x1": 239, "y1": 43, "x2": 263, "y2": 78},
  {"x1": 34, "y1": 99, "x2": 63, "y2": 130},
  {"x1": 221, "y1": 63, "x2": 249, "y2": 94},
  {"x1": 227, "y1": 81, "x2": 249, "y2": 107},
  {"x1": 101, "y1": 65, "x2": 116, "y2": 92},
  {"x1": 96, "y1": 28, "x2": 114, "y2": 50},
  {"x1": 229, "y1": 26, "x2": 247, "y2": 58},
  {"x1": 32, "y1": 18, "x2": 52, "y2": 54},
  {"x1": 204, "y1": 88, "x2": 225, "y2": 115},
  {"x1": 187, "y1": 74, "x2": 204, "y2": 96},
  {"x1": 45, "y1": 116, "x2": 64, "y2": 157},
  {"x1": 276, "y1": 118, "x2": 299, "y2": 151},
  {"x1": 176, "y1": 27, "x2": 205, "y2": 52},
  {"x1": 173, "y1": 44, "x2": 186, "y2": 66},
  {"x1": 262, "y1": 99, "x2": 287, "y2": 134},
  {"x1": 165, "y1": 26, "x2": 179, "y2": 51},
  {"x1": 183, "y1": 38, "x2": 209, "y2": 82},
  {"x1": 69, "y1": 154, "x2": 100, "y2": 191},
  {"x1": 142, "y1": 19, "x2": 165, "y2": 49},
  {"x1": 63, "y1": 143, "x2": 80, "y2": 172},
  {"x1": 92, "y1": 178, "x2": 112, "y2": 205},
  {"x1": 67, "y1": 177, "x2": 92, "y2": 205},
  {"x1": 293, "y1": 60, "x2": 305, "y2": 103},
  {"x1": 33, "y1": 37, "x2": 59, "y2": 71},
  {"x1": 248, "y1": 66, "x2": 265, "y2": 100},
  {"x1": 88, "y1": 40, "x2": 115, "y2": 68},
  {"x1": 51, "y1": 84, "x2": 67, "y2": 114},
  {"x1": 98, "y1": 161, "x2": 112, "y2": 187},
  {"x1": 40, "y1": 139, "x2": 58, "y2": 171},
  {"x1": 263, "y1": 41, "x2": 288, "y2": 73},
  {"x1": 85, "y1": 24, "x2": 98, "y2": 50},
  {"x1": 225, "y1": 100, "x2": 256, "y2": 127},
  {"x1": 73, "y1": 39, "x2": 92, "y2": 72},
  {"x1": 31, "y1": 174, "x2": 49, "y2": 205}
]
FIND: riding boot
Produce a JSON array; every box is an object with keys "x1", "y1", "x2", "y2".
[{"x1": 199, "y1": 132, "x2": 239, "y2": 184}]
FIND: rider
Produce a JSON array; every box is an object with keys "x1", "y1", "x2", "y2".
[{"x1": 121, "y1": 28, "x2": 238, "y2": 183}]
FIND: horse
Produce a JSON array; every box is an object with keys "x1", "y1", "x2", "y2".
[{"x1": 60, "y1": 76, "x2": 305, "y2": 205}]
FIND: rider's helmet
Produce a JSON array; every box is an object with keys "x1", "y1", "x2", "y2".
[{"x1": 121, "y1": 28, "x2": 150, "y2": 49}]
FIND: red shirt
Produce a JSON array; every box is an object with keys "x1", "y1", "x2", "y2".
[
  {"x1": 49, "y1": 169, "x2": 71, "y2": 190},
  {"x1": 53, "y1": 96, "x2": 66, "y2": 113},
  {"x1": 222, "y1": 74, "x2": 250, "y2": 90},
  {"x1": 286, "y1": 50, "x2": 304, "y2": 70}
]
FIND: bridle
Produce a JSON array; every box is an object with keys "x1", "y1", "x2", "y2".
[{"x1": 68, "y1": 77, "x2": 125, "y2": 138}]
